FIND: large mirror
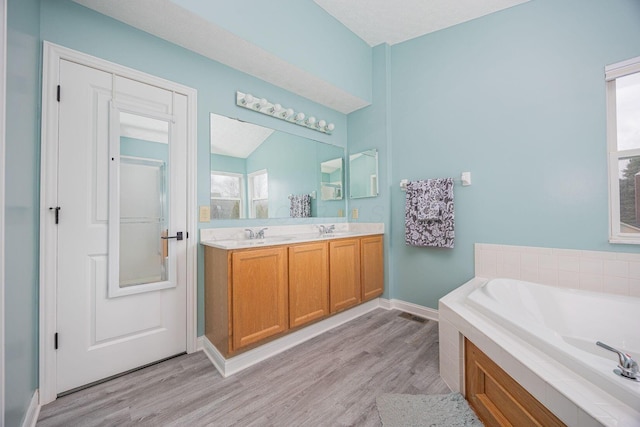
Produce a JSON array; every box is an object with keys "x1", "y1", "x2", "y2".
[
  {"x1": 349, "y1": 149, "x2": 379, "y2": 199},
  {"x1": 210, "y1": 113, "x2": 346, "y2": 219}
]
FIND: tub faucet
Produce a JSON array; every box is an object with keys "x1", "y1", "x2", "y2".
[{"x1": 596, "y1": 341, "x2": 639, "y2": 381}]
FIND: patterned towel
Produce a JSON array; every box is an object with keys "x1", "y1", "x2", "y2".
[
  {"x1": 405, "y1": 179, "x2": 454, "y2": 248},
  {"x1": 289, "y1": 194, "x2": 311, "y2": 218}
]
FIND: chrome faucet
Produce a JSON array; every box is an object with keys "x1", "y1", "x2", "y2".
[
  {"x1": 318, "y1": 224, "x2": 335, "y2": 235},
  {"x1": 596, "y1": 341, "x2": 640, "y2": 381},
  {"x1": 245, "y1": 228, "x2": 268, "y2": 239}
]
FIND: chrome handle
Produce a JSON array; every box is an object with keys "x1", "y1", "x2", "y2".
[
  {"x1": 245, "y1": 229, "x2": 255, "y2": 239},
  {"x1": 597, "y1": 341, "x2": 639, "y2": 380}
]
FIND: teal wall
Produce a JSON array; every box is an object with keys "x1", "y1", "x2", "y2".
[
  {"x1": 347, "y1": 44, "x2": 392, "y2": 298},
  {"x1": 38, "y1": 0, "x2": 350, "y2": 342},
  {"x1": 170, "y1": 0, "x2": 372, "y2": 104},
  {"x1": 247, "y1": 132, "x2": 319, "y2": 218},
  {"x1": 387, "y1": 0, "x2": 640, "y2": 309},
  {"x1": 5, "y1": 0, "x2": 41, "y2": 424},
  {"x1": 7, "y1": 1, "x2": 640, "y2": 424}
]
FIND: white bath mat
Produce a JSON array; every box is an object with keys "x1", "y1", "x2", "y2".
[{"x1": 376, "y1": 392, "x2": 484, "y2": 427}]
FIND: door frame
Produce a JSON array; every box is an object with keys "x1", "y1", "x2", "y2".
[
  {"x1": 0, "y1": 0, "x2": 6, "y2": 421},
  {"x1": 39, "y1": 41, "x2": 198, "y2": 405}
]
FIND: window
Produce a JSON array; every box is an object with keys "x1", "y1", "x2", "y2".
[
  {"x1": 248, "y1": 169, "x2": 268, "y2": 219},
  {"x1": 211, "y1": 171, "x2": 244, "y2": 219},
  {"x1": 607, "y1": 56, "x2": 640, "y2": 243}
]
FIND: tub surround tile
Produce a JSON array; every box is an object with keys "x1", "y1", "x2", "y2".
[
  {"x1": 558, "y1": 255, "x2": 581, "y2": 272},
  {"x1": 475, "y1": 243, "x2": 640, "y2": 298},
  {"x1": 580, "y1": 258, "x2": 603, "y2": 275},
  {"x1": 629, "y1": 279, "x2": 640, "y2": 297},
  {"x1": 603, "y1": 260, "x2": 628, "y2": 277},
  {"x1": 602, "y1": 276, "x2": 629, "y2": 296},
  {"x1": 579, "y1": 274, "x2": 604, "y2": 293}
]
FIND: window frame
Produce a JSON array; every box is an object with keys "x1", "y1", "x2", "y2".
[
  {"x1": 248, "y1": 169, "x2": 268, "y2": 219},
  {"x1": 606, "y1": 55, "x2": 640, "y2": 244},
  {"x1": 210, "y1": 170, "x2": 245, "y2": 219}
]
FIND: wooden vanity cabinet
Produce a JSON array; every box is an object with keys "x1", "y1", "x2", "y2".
[
  {"x1": 231, "y1": 247, "x2": 289, "y2": 350},
  {"x1": 288, "y1": 242, "x2": 330, "y2": 328},
  {"x1": 204, "y1": 246, "x2": 288, "y2": 356},
  {"x1": 360, "y1": 235, "x2": 384, "y2": 301},
  {"x1": 329, "y1": 238, "x2": 362, "y2": 313},
  {"x1": 204, "y1": 234, "x2": 385, "y2": 356}
]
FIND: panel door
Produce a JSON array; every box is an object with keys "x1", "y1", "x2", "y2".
[
  {"x1": 56, "y1": 60, "x2": 187, "y2": 393},
  {"x1": 329, "y1": 238, "x2": 361, "y2": 313},
  {"x1": 231, "y1": 247, "x2": 288, "y2": 350},
  {"x1": 361, "y1": 235, "x2": 384, "y2": 301},
  {"x1": 289, "y1": 242, "x2": 329, "y2": 328}
]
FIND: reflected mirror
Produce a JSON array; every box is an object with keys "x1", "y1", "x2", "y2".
[
  {"x1": 349, "y1": 149, "x2": 379, "y2": 198},
  {"x1": 210, "y1": 113, "x2": 345, "y2": 219},
  {"x1": 320, "y1": 158, "x2": 343, "y2": 201}
]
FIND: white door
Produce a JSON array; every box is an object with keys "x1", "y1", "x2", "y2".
[{"x1": 55, "y1": 59, "x2": 187, "y2": 394}]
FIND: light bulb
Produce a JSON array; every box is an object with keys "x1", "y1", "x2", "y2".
[
  {"x1": 295, "y1": 112, "x2": 305, "y2": 122},
  {"x1": 258, "y1": 98, "x2": 268, "y2": 109},
  {"x1": 305, "y1": 116, "x2": 316, "y2": 126},
  {"x1": 243, "y1": 93, "x2": 254, "y2": 105},
  {"x1": 283, "y1": 108, "x2": 294, "y2": 119},
  {"x1": 317, "y1": 119, "x2": 326, "y2": 129},
  {"x1": 326, "y1": 123, "x2": 335, "y2": 132},
  {"x1": 270, "y1": 103, "x2": 282, "y2": 114}
]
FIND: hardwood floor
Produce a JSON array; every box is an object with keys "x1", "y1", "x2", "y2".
[{"x1": 37, "y1": 309, "x2": 449, "y2": 427}]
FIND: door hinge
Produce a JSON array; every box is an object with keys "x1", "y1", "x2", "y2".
[
  {"x1": 54, "y1": 332, "x2": 59, "y2": 350},
  {"x1": 57, "y1": 85, "x2": 61, "y2": 102},
  {"x1": 49, "y1": 206, "x2": 61, "y2": 224}
]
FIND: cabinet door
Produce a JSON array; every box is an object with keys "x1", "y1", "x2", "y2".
[
  {"x1": 289, "y1": 242, "x2": 329, "y2": 328},
  {"x1": 231, "y1": 247, "x2": 288, "y2": 350},
  {"x1": 361, "y1": 235, "x2": 384, "y2": 301},
  {"x1": 329, "y1": 238, "x2": 361, "y2": 313}
]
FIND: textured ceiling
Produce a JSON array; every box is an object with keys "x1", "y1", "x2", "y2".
[
  {"x1": 313, "y1": 0, "x2": 530, "y2": 46},
  {"x1": 72, "y1": 0, "x2": 530, "y2": 113},
  {"x1": 210, "y1": 114, "x2": 274, "y2": 159}
]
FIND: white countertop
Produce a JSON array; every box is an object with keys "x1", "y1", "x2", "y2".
[{"x1": 200, "y1": 223, "x2": 384, "y2": 250}]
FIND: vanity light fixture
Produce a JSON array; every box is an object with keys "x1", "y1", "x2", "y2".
[{"x1": 236, "y1": 91, "x2": 335, "y2": 134}]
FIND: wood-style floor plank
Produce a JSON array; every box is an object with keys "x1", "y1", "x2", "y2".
[{"x1": 37, "y1": 309, "x2": 450, "y2": 427}]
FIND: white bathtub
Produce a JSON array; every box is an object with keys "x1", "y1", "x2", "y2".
[{"x1": 466, "y1": 278, "x2": 640, "y2": 412}]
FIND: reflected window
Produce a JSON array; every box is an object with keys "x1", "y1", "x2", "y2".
[
  {"x1": 248, "y1": 169, "x2": 268, "y2": 219},
  {"x1": 607, "y1": 58, "x2": 640, "y2": 243},
  {"x1": 211, "y1": 171, "x2": 244, "y2": 219}
]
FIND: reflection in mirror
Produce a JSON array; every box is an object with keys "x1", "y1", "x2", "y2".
[
  {"x1": 320, "y1": 158, "x2": 343, "y2": 201},
  {"x1": 349, "y1": 149, "x2": 379, "y2": 199},
  {"x1": 210, "y1": 113, "x2": 345, "y2": 219},
  {"x1": 112, "y1": 112, "x2": 170, "y2": 293}
]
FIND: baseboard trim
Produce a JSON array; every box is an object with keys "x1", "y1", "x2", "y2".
[
  {"x1": 22, "y1": 389, "x2": 40, "y2": 427},
  {"x1": 379, "y1": 298, "x2": 439, "y2": 322}
]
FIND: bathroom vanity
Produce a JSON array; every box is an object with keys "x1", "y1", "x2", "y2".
[{"x1": 202, "y1": 227, "x2": 384, "y2": 357}]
